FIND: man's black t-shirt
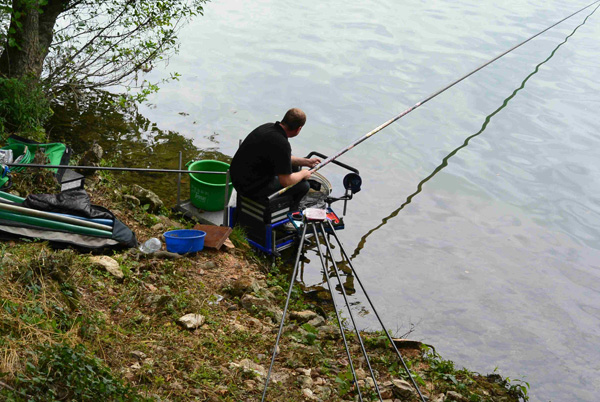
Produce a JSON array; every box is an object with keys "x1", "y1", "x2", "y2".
[{"x1": 230, "y1": 122, "x2": 292, "y2": 195}]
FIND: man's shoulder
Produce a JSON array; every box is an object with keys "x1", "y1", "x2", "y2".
[
  {"x1": 248, "y1": 122, "x2": 287, "y2": 142},
  {"x1": 252, "y1": 122, "x2": 282, "y2": 135}
]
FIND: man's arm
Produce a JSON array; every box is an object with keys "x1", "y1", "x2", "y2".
[
  {"x1": 279, "y1": 169, "x2": 311, "y2": 187},
  {"x1": 291, "y1": 156, "x2": 321, "y2": 168}
]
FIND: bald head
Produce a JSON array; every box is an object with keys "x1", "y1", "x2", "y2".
[{"x1": 281, "y1": 108, "x2": 306, "y2": 130}]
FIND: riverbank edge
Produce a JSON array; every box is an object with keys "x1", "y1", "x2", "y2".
[{"x1": 0, "y1": 169, "x2": 528, "y2": 401}]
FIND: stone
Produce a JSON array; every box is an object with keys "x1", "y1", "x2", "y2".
[
  {"x1": 355, "y1": 368, "x2": 367, "y2": 380},
  {"x1": 229, "y1": 277, "x2": 258, "y2": 297},
  {"x1": 246, "y1": 317, "x2": 264, "y2": 329},
  {"x1": 380, "y1": 387, "x2": 393, "y2": 399},
  {"x1": 199, "y1": 261, "x2": 217, "y2": 270},
  {"x1": 317, "y1": 325, "x2": 340, "y2": 340},
  {"x1": 379, "y1": 381, "x2": 394, "y2": 399},
  {"x1": 79, "y1": 142, "x2": 103, "y2": 176},
  {"x1": 296, "y1": 368, "x2": 311, "y2": 376},
  {"x1": 240, "y1": 294, "x2": 282, "y2": 323},
  {"x1": 123, "y1": 369, "x2": 135, "y2": 381},
  {"x1": 315, "y1": 386, "x2": 331, "y2": 399},
  {"x1": 177, "y1": 313, "x2": 205, "y2": 329},
  {"x1": 446, "y1": 391, "x2": 467, "y2": 402},
  {"x1": 290, "y1": 310, "x2": 317, "y2": 322},
  {"x1": 241, "y1": 294, "x2": 268, "y2": 310},
  {"x1": 271, "y1": 371, "x2": 289, "y2": 384},
  {"x1": 222, "y1": 238, "x2": 235, "y2": 251},
  {"x1": 432, "y1": 394, "x2": 446, "y2": 402},
  {"x1": 151, "y1": 223, "x2": 166, "y2": 231},
  {"x1": 131, "y1": 184, "x2": 164, "y2": 213},
  {"x1": 231, "y1": 322, "x2": 246, "y2": 332},
  {"x1": 357, "y1": 377, "x2": 375, "y2": 390},
  {"x1": 131, "y1": 350, "x2": 147, "y2": 361},
  {"x1": 301, "y1": 388, "x2": 316, "y2": 400},
  {"x1": 0, "y1": 253, "x2": 16, "y2": 267},
  {"x1": 307, "y1": 315, "x2": 326, "y2": 328},
  {"x1": 123, "y1": 194, "x2": 140, "y2": 207},
  {"x1": 267, "y1": 285, "x2": 285, "y2": 298},
  {"x1": 89, "y1": 256, "x2": 123, "y2": 279},
  {"x1": 258, "y1": 288, "x2": 276, "y2": 300},
  {"x1": 391, "y1": 379, "x2": 415, "y2": 399},
  {"x1": 157, "y1": 215, "x2": 184, "y2": 229},
  {"x1": 170, "y1": 382, "x2": 183, "y2": 391},
  {"x1": 299, "y1": 375, "x2": 313, "y2": 388},
  {"x1": 229, "y1": 359, "x2": 266, "y2": 377},
  {"x1": 145, "y1": 283, "x2": 158, "y2": 292}
]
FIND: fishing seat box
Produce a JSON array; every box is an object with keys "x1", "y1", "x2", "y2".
[{"x1": 233, "y1": 194, "x2": 296, "y2": 254}]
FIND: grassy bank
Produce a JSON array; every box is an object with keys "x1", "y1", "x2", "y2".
[{"x1": 0, "y1": 171, "x2": 528, "y2": 401}]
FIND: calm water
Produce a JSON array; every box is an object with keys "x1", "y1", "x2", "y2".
[{"x1": 130, "y1": 1, "x2": 600, "y2": 400}]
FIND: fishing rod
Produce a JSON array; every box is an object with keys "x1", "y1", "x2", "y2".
[
  {"x1": 5, "y1": 163, "x2": 226, "y2": 175},
  {"x1": 350, "y1": 1, "x2": 600, "y2": 260},
  {"x1": 268, "y1": 0, "x2": 600, "y2": 201}
]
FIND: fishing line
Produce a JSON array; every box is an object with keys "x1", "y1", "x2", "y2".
[
  {"x1": 268, "y1": 0, "x2": 600, "y2": 200},
  {"x1": 350, "y1": 2, "x2": 600, "y2": 259}
]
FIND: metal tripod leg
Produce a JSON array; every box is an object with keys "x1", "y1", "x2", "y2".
[
  {"x1": 318, "y1": 222, "x2": 383, "y2": 401},
  {"x1": 261, "y1": 222, "x2": 309, "y2": 402},
  {"x1": 311, "y1": 223, "x2": 364, "y2": 402},
  {"x1": 325, "y1": 219, "x2": 427, "y2": 402}
]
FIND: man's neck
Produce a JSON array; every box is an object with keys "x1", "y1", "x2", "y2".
[{"x1": 280, "y1": 123, "x2": 295, "y2": 138}]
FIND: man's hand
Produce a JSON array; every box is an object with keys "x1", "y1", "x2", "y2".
[
  {"x1": 304, "y1": 157, "x2": 321, "y2": 168},
  {"x1": 278, "y1": 169, "x2": 312, "y2": 187},
  {"x1": 299, "y1": 169, "x2": 312, "y2": 180},
  {"x1": 291, "y1": 156, "x2": 321, "y2": 169}
]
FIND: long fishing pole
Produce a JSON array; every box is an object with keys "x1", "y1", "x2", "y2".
[
  {"x1": 268, "y1": 0, "x2": 600, "y2": 201},
  {"x1": 350, "y1": 1, "x2": 600, "y2": 260},
  {"x1": 5, "y1": 163, "x2": 226, "y2": 175}
]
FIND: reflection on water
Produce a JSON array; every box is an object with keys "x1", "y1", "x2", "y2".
[
  {"x1": 351, "y1": 5, "x2": 599, "y2": 260},
  {"x1": 297, "y1": 234, "x2": 357, "y2": 299},
  {"x1": 46, "y1": 91, "x2": 230, "y2": 204},
  {"x1": 43, "y1": 1, "x2": 600, "y2": 400}
]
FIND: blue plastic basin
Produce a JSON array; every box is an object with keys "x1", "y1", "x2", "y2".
[{"x1": 163, "y1": 229, "x2": 206, "y2": 254}]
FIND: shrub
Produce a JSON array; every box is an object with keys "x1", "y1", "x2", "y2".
[
  {"x1": 1, "y1": 343, "x2": 149, "y2": 401},
  {"x1": 0, "y1": 76, "x2": 52, "y2": 142}
]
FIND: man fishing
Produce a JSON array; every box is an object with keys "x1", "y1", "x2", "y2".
[{"x1": 230, "y1": 108, "x2": 320, "y2": 208}]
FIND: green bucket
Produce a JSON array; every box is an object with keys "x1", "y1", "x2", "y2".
[
  {"x1": 187, "y1": 160, "x2": 233, "y2": 211},
  {"x1": 1, "y1": 143, "x2": 33, "y2": 172}
]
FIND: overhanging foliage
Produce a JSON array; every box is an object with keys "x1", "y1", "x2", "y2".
[{"x1": 0, "y1": 0, "x2": 206, "y2": 100}]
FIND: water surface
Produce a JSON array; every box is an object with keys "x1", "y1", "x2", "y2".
[{"x1": 73, "y1": 1, "x2": 600, "y2": 400}]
